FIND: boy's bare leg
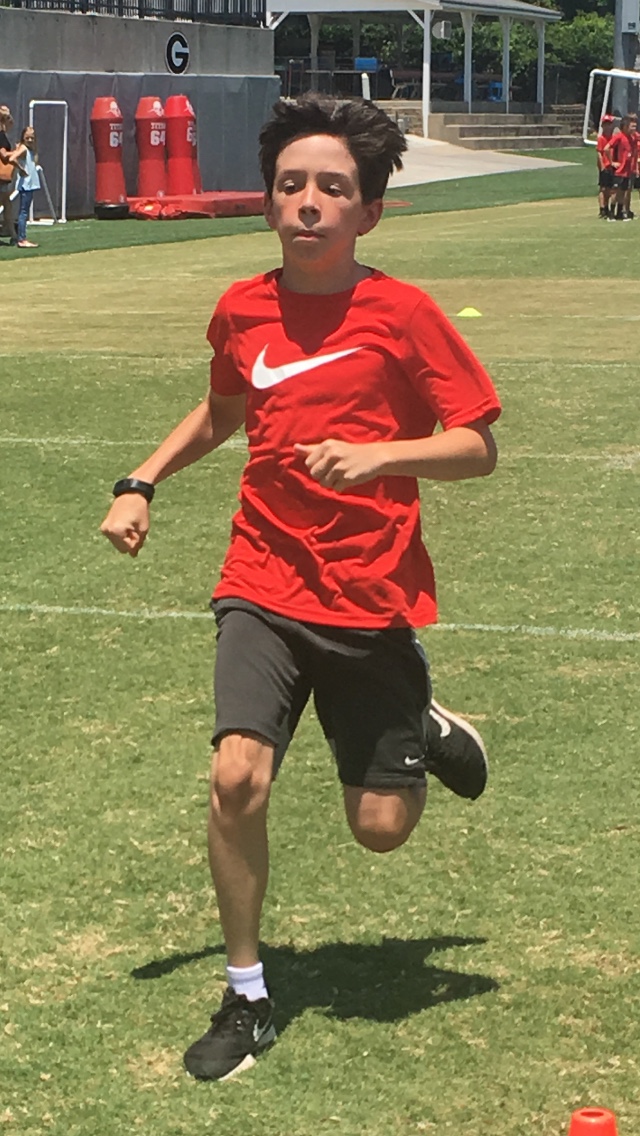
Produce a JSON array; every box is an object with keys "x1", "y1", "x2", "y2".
[
  {"x1": 342, "y1": 785, "x2": 427, "y2": 853},
  {"x1": 208, "y1": 733, "x2": 274, "y2": 965},
  {"x1": 183, "y1": 734, "x2": 277, "y2": 1081}
]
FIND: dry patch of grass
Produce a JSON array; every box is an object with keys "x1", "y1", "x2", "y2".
[{"x1": 127, "y1": 1047, "x2": 183, "y2": 1090}]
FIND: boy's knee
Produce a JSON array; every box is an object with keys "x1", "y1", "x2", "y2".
[
  {"x1": 210, "y1": 734, "x2": 273, "y2": 818},
  {"x1": 343, "y1": 786, "x2": 426, "y2": 854},
  {"x1": 351, "y1": 824, "x2": 410, "y2": 854}
]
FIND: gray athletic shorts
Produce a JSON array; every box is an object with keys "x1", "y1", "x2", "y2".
[{"x1": 211, "y1": 598, "x2": 431, "y2": 789}]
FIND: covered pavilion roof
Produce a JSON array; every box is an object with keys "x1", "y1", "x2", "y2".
[{"x1": 266, "y1": 0, "x2": 559, "y2": 22}]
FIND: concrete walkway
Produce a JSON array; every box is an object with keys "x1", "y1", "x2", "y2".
[{"x1": 388, "y1": 133, "x2": 572, "y2": 188}]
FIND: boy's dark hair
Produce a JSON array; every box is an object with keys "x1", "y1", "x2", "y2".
[
  {"x1": 259, "y1": 94, "x2": 407, "y2": 204},
  {"x1": 620, "y1": 114, "x2": 633, "y2": 129}
]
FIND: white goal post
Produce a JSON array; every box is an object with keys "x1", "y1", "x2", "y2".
[{"x1": 583, "y1": 68, "x2": 640, "y2": 145}]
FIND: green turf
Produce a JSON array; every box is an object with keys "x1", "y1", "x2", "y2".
[
  {"x1": 1, "y1": 194, "x2": 639, "y2": 1136},
  {"x1": 0, "y1": 146, "x2": 598, "y2": 260}
]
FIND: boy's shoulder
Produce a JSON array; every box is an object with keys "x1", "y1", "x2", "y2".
[
  {"x1": 370, "y1": 271, "x2": 450, "y2": 321},
  {"x1": 221, "y1": 270, "x2": 279, "y2": 300},
  {"x1": 371, "y1": 270, "x2": 425, "y2": 300},
  {"x1": 214, "y1": 269, "x2": 442, "y2": 330}
]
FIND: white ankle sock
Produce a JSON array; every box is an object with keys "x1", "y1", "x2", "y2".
[{"x1": 226, "y1": 961, "x2": 268, "y2": 1002}]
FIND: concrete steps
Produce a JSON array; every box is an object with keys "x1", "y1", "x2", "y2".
[
  {"x1": 455, "y1": 133, "x2": 580, "y2": 150},
  {"x1": 377, "y1": 99, "x2": 423, "y2": 134},
  {"x1": 457, "y1": 122, "x2": 569, "y2": 138},
  {"x1": 429, "y1": 111, "x2": 583, "y2": 149},
  {"x1": 375, "y1": 101, "x2": 585, "y2": 149}
]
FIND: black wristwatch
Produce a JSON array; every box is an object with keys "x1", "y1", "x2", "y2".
[{"x1": 112, "y1": 477, "x2": 155, "y2": 503}]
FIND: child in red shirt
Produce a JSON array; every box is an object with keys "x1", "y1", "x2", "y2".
[
  {"x1": 101, "y1": 95, "x2": 501, "y2": 1081},
  {"x1": 596, "y1": 114, "x2": 617, "y2": 218},
  {"x1": 606, "y1": 113, "x2": 637, "y2": 221}
]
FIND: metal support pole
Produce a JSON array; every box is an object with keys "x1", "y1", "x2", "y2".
[
  {"x1": 536, "y1": 20, "x2": 545, "y2": 111},
  {"x1": 307, "y1": 13, "x2": 322, "y2": 91},
  {"x1": 500, "y1": 15, "x2": 512, "y2": 113},
  {"x1": 461, "y1": 11, "x2": 475, "y2": 112},
  {"x1": 408, "y1": 9, "x2": 431, "y2": 138},
  {"x1": 349, "y1": 15, "x2": 361, "y2": 61}
]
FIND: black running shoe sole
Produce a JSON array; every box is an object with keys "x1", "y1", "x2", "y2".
[
  {"x1": 218, "y1": 1026, "x2": 277, "y2": 1082},
  {"x1": 427, "y1": 700, "x2": 489, "y2": 800}
]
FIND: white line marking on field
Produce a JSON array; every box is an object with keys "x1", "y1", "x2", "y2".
[
  {"x1": 1, "y1": 436, "x2": 635, "y2": 466},
  {"x1": 0, "y1": 436, "x2": 156, "y2": 447},
  {"x1": 0, "y1": 602, "x2": 214, "y2": 621},
  {"x1": 434, "y1": 622, "x2": 640, "y2": 643},
  {"x1": 489, "y1": 361, "x2": 631, "y2": 368},
  {"x1": 506, "y1": 451, "x2": 640, "y2": 467},
  {"x1": 0, "y1": 352, "x2": 211, "y2": 361},
  {"x1": 0, "y1": 602, "x2": 638, "y2": 642},
  {"x1": 517, "y1": 314, "x2": 640, "y2": 322},
  {"x1": 0, "y1": 435, "x2": 248, "y2": 450}
]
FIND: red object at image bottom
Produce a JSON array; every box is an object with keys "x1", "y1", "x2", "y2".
[
  {"x1": 568, "y1": 1108, "x2": 618, "y2": 1136},
  {"x1": 127, "y1": 192, "x2": 264, "y2": 219}
]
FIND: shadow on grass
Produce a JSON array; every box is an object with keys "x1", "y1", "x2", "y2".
[{"x1": 131, "y1": 935, "x2": 498, "y2": 1024}]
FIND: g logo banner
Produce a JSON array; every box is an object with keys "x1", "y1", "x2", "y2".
[{"x1": 166, "y1": 33, "x2": 190, "y2": 75}]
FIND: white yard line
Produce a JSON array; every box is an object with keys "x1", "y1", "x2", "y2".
[
  {"x1": 0, "y1": 436, "x2": 248, "y2": 449},
  {"x1": 491, "y1": 361, "x2": 631, "y2": 368},
  {"x1": 2, "y1": 436, "x2": 636, "y2": 466},
  {"x1": 0, "y1": 602, "x2": 638, "y2": 642},
  {"x1": 517, "y1": 314, "x2": 640, "y2": 322}
]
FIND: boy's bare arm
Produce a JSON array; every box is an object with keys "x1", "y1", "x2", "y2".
[
  {"x1": 294, "y1": 420, "x2": 497, "y2": 493},
  {"x1": 100, "y1": 389, "x2": 245, "y2": 557}
]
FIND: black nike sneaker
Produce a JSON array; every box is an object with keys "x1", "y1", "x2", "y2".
[
  {"x1": 184, "y1": 987, "x2": 276, "y2": 1081},
  {"x1": 423, "y1": 700, "x2": 489, "y2": 800}
]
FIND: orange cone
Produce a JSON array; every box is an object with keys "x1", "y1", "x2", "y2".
[{"x1": 568, "y1": 1108, "x2": 618, "y2": 1136}]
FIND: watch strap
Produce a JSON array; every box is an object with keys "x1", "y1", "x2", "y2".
[{"x1": 112, "y1": 477, "x2": 155, "y2": 503}]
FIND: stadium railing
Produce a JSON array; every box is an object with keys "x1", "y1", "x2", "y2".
[{"x1": 1, "y1": 0, "x2": 266, "y2": 27}]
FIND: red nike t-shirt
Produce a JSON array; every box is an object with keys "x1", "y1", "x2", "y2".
[
  {"x1": 208, "y1": 269, "x2": 501, "y2": 628},
  {"x1": 597, "y1": 131, "x2": 615, "y2": 168},
  {"x1": 609, "y1": 131, "x2": 635, "y2": 177}
]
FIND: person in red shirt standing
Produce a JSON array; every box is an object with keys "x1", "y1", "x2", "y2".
[
  {"x1": 630, "y1": 112, "x2": 640, "y2": 213},
  {"x1": 596, "y1": 114, "x2": 617, "y2": 218},
  {"x1": 100, "y1": 94, "x2": 501, "y2": 1081},
  {"x1": 606, "y1": 114, "x2": 637, "y2": 221}
]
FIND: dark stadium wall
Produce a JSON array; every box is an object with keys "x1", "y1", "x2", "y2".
[
  {"x1": 0, "y1": 8, "x2": 278, "y2": 216},
  {"x1": 0, "y1": 8, "x2": 273, "y2": 75},
  {"x1": 0, "y1": 70, "x2": 280, "y2": 216}
]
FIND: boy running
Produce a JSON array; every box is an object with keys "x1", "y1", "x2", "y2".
[{"x1": 100, "y1": 94, "x2": 501, "y2": 1082}]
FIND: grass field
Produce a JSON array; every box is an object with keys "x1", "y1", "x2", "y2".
[
  {"x1": 0, "y1": 146, "x2": 595, "y2": 261},
  {"x1": 1, "y1": 191, "x2": 639, "y2": 1136}
]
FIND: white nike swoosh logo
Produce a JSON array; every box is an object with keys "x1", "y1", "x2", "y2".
[
  {"x1": 404, "y1": 755, "x2": 422, "y2": 767},
  {"x1": 251, "y1": 346, "x2": 360, "y2": 390},
  {"x1": 430, "y1": 710, "x2": 452, "y2": 737}
]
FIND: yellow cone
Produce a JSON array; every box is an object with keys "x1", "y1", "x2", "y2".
[{"x1": 456, "y1": 307, "x2": 482, "y2": 318}]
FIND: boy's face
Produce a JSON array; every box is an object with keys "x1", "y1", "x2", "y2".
[{"x1": 264, "y1": 134, "x2": 382, "y2": 273}]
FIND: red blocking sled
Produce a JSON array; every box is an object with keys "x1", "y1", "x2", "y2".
[{"x1": 568, "y1": 1108, "x2": 618, "y2": 1136}]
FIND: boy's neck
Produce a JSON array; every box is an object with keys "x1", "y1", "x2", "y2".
[{"x1": 279, "y1": 259, "x2": 371, "y2": 295}]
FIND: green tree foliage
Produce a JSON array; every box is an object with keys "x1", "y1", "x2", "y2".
[{"x1": 547, "y1": 11, "x2": 614, "y2": 71}]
